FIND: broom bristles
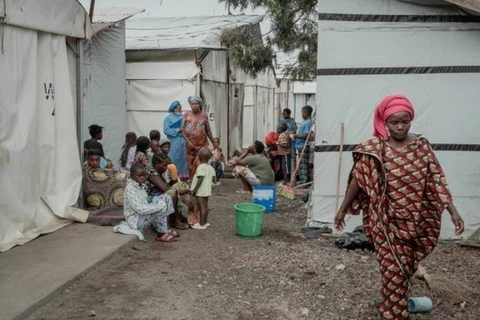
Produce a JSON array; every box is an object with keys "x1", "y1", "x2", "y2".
[
  {"x1": 278, "y1": 186, "x2": 295, "y2": 200},
  {"x1": 425, "y1": 274, "x2": 474, "y2": 302}
]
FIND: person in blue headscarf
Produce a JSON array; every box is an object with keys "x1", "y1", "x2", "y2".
[{"x1": 163, "y1": 100, "x2": 189, "y2": 180}]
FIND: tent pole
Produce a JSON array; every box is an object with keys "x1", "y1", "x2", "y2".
[
  {"x1": 76, "y1": 40, "x2": 84, "y2": 160},
  {"x1": 226, "y1": 51, "x2": 231, "y2": 160},
  {"x1": 89, "y1": 0, "x2": 95, "y2": 23}
]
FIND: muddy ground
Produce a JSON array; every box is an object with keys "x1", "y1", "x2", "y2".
[{"x1": 28, "y1": 179, "x2": 479, "y2": 320}]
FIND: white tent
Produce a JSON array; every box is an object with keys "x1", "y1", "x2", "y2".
[
  {"x1": 125, "y1": 15, "x2": 278, "y2": 156},
  {"x1": 0, "y1": 0, "x2": 92, "y2": 252},
  {"x1": 313, "y1": 0, "x2": 480, "y2": 239},
  {"x1": 79, "y1": 7, "x2": 144, "y2": 166}
]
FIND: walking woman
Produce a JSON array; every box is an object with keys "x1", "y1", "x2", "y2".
[
  {"x1": 334, "y1": 95, "x2": 464, "y2": 319},
  {"x1": 163, "y1": 101, "x2": 189, "y2": 180},
  {"x1": 181, "y1": 95, "x2": 215, "y2": 180}
]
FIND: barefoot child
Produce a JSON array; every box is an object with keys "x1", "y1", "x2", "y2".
[
  {"x1": 210, "y1": 137, "x2": 225, "y2": 186},
  {"x1": 190, "y1": 147, "x2": 215, "y2": 229},
  {"x1": 123, "y1": 163, "x2": 179, "y2": 242}
]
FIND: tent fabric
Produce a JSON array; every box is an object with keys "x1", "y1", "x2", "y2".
[
  {"x1": 125, "y1": 15, "x2": 263, "y2": 51},
  {"x1": 0, "y1": 0, "x2": 92, "y2": 38},
  {"x1": 314, "y1": 0, "x2": 480, "y2": 239},
  {"x1": 81, "y1": 22, "x2": 127, "y2": 168},
  {"x1": 126, "y1": 78, "x2": 196, "y2": 137},
  {"x1": 0, "y1": 25, "x2": 88, "y2": 252}
]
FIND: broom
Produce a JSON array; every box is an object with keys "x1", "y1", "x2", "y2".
[
  {"x1": 278, "y1": 123, "x2": 315, "y2": 200},
  {"x1": 416, "y1": 264, "x2": 475, "y2": 303},
  {"x1": 334, "y1": 122, "x2": 345, "y2": 214}
]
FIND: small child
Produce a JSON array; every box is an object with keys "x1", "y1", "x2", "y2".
[
  {"x1": 123, "y1": 163, "x2": 178, "y2": 242},
  {"x1": 276, "y1": 123, "x2": 291, "y2": 185},
  {"x1": 190, "y1": 147, "x2": 215, "y2": 229},
  {"x1": 159, "y1": 138, "x2": 179, "y2": 186},
  {"x1": 83, "y1": 124, "x2": 112, "y2": 168},
  {"x1": 210, "y1": 137, "x2": 225, "y2": 186},
  {"x1": 147, "y1": 140, "x2": 160, "y2": 164}
]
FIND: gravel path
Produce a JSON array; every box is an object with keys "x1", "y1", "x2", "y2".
[{"x1": 28, "y1": 179, "x2": 479, "y2": 320}]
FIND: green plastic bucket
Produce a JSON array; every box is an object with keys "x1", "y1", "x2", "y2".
[{"x1": 234, "y1": 203, "x2": 265, "y2": 238}]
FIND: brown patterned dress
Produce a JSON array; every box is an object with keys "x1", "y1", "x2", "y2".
[{"x1": 347, "y1": 137, "x2": 452, "y2": 319}]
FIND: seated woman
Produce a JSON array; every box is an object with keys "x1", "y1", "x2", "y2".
[
  {"x1": 151, "y1": 153, "x2": 201, "y2": 228},
  {"x1": 119, "y1": 132, "x2": 137, "y2": 173},
  {"x1": 82, "y1": 149, "x2": 127, "y2": 210},
  {"x1": 133, "y1": 137, "x2": 188, "y2": 230},
  {"x1": 227, "y1": 141, "x2": 275, "y2": 193}
]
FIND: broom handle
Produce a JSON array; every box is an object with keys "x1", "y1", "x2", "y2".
[
  {"x1": 334, "y1": 122, "x2": 345, "y2": 214},
  {"x1": 289, "y1": 124, "x2": 315, "y2": 188}
]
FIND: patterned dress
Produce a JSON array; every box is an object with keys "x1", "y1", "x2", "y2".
[
  {"x1": 347, "y1": 137, "x2": 451, "y2": 320},
  {"x1": 182, "y1": 111, "x2": 209, "y2": 180},
  {"x1": 82, "y1": 165, "x2": 127, "y2": 210}
]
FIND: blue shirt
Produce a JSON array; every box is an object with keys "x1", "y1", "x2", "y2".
[
  {"x1": 294, "y1": 119, "x2": 312, "y2": 149},
  {"x1": 279, "y1": 117, "x2": 297, "y2": 133}
]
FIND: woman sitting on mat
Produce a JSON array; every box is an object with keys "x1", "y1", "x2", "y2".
[
  {"x1": 82, "y1": 149, "x2": 127, "y2": 210},
  {"x1": 228, "y1": 141, "x2": 274, "y2": 193},
  {"x1": 334, "y1": 95, "x2": 464, "y2": 319}
]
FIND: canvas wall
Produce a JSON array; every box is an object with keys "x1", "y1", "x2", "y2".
[
  {"x1": 0, "y1": 25, "x2": 87, "y2": 252},
  {"x1": 81, "y1": 22, "x2": 127, "y2": 166}
]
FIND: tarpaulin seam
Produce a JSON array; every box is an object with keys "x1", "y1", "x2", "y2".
[
  {"x1": 316, "y1": 66, "x2": 480, "y2": 76},
  {"x1": 318, "y1": 13, "x2": 480, "y2": 23}
]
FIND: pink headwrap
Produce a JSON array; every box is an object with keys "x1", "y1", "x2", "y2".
[{"x1": 373, "y1": 95, "x2": 415, "y2": 140}]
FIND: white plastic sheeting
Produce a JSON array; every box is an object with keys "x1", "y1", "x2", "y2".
[
  {"x1": 0, "y1": 0, "x2": 91, "y2": 38},
  {"x1": 0, "y1": 25, "x2": 87, "y2": 252},
  {"x1": 314, "y1": 0, "x2": 480, "y2": 238},
  {"x1": 126, "y1": 15, "x2": 263, "y2": 51},
  {"x1": 126, "y1": 67, "x2": 197, "y2": 137},
  {"x1": 81, "y1": 22, "x2": 127, "y2": 166}
]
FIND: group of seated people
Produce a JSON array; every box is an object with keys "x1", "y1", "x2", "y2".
[{"x1": 80, "y1": 96, "x2": 282, "y2": 241}]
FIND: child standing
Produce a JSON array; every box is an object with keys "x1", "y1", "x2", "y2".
[
  {"x1": 190, "y1": 147, "x2": 215, "y2": 229},
  {"x1": 291, "y1": 105, "x2": 313, "y2": 185},
  {"x1": 124, "y1": 163, "x2": 179, "y2": 242},
  {"x1": 210, "y1": 137, "x2": 225, "y2": 186},
  {"x1": 276, "y1": 123, "x2": 291, "y2": 185}
]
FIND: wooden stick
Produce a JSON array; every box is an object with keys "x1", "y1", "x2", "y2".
[{"x1": 334, "y1": 122, "x2": 345, "y2": 214}]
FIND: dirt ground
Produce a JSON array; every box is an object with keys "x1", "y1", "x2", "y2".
[{"x1": 28, "y1": 179, "x2": 479, "y2": 320}]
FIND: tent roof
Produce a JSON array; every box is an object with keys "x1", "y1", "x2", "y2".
[
  {"x1": 126, "y1": 15, "x2": 263, "y2": 51},
  {"x1": 92, "y1": 7, "x2": 145, "y2": 35},
  {"x1": 0, "y1": 0, "x2": 92, "y2": 38},
  {"x1": 446, "y1": 0, "x2": 480, "y2": 13}
]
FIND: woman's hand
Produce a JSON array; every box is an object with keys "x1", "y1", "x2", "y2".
[
  {"x1": 450, "y1": 212, "x2": 465, "y2": 235},
  {"x1": 334, "y1": 210, "x2": 347, "y2": 231}
]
